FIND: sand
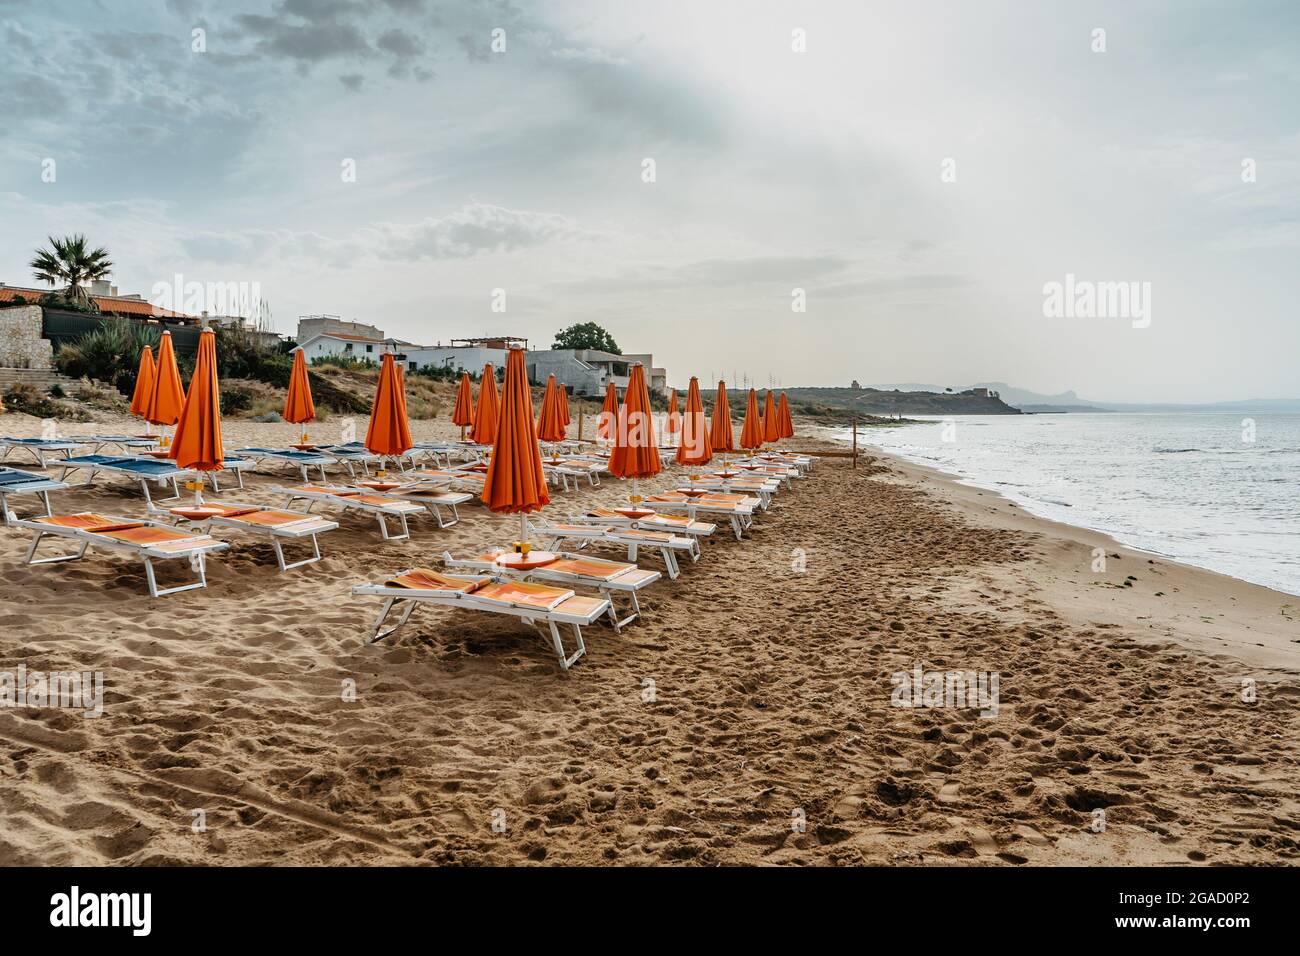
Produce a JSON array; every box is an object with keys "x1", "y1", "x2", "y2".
[{"x1": 0, "y1": 410, "x2": 1297, "y2": 866}]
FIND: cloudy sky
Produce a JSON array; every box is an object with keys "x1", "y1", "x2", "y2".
[{"x1": 2, "y1": 0, "x2": 1297, "y2": 402}]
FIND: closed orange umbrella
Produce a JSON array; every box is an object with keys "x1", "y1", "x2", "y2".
[
  {"x1": 169, "y1": 328, "x2": 223, "y2": 503},
  {"x1": 558, "y1": 383, "x2": 571, "y2": 426},
  {"x1": 597, "y1": 380, "x2": 618, "y2": 441},
  {"x1": 129, "y1": 345, "x2": 156, "y2": 425},
  {"x1": 762, "y1": 389, "x2": 780, "y2": 443},
  {"x1": 739, "y1": 388, "x2": 764, "y2": 450},
  {"x1": 710, "y1": 380, "x2": 735, "y2": 452},
  {"x1": 482, "y1": 347, "x2": 549, "y2": 542},
  {"x1": 777, "y1": 391, "x2": 795, "y2": 439},
  {"x1": 451, "y1": 371, "x2": 475, "y2": 440},
  {"x1": 146, "y1": 331, "x2": 185, "y2": 441},
  {"x1": 283, "y1": 347, "x2": 316, "y2": 442},
  {"x1": 675, "y1": 377, "x2": 712, "y2": 466},
  {"x1": 608, "y1": 363, "x2": 662, "y2": 494},
  {"x1": 364, "y1": 352, "x2": 413, "y2": 462},
  {"x1": 665, "y1": 388, "x2": 681, "y2": 438},
  {"x1": 536, "y1": 374, "x2": 566, "y2": 443},
  {"x1": 471, "y1": 364, "x2": 499, "y2": 445}
]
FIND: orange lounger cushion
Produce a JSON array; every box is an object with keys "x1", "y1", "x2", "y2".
[
  {"x1": 236, "y1": 510, "x2": 318, "y2": 526},
  {"x1": 555, "y1": 595, "x2": 607, "y2": 617},
  {"x1": 475, "y1": 580, "x2": 571, "y2": 609},
  {"x1": 354, "y1": 494, "x2": 402, "y2": 506},
  {"x1": 387, "y1": 568, "x2": 483, "y2": 592},
  {"x1": 98, "y1": 525, "x2": 201, "y2": 546},
  {"x1": 587, "y1": 508, "x2": 623, "y2": 518},
  {"x1": 36, "y1": 513, "x2": 144, "y2": 533},
  {"x1": 621, "y1": 529, "x2": 674, "y2": 543},
  {"x1": 301, "y1": 485, "x2": 357, "y2": 497},
  {"x1": 548, "y1": 557, "x2": 628, "y2": 580}
]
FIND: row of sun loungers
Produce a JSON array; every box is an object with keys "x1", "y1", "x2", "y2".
[{"x1": 1, "y1": 433, "x2": 814, "y2": 669}]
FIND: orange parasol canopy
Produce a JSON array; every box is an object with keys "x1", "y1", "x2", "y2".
[
  {"x1": 481, "y1": 348, "x2": 549, "y2": 514},
  {"x1": 609, "y1": 363, "x2": 662, "y2": 479},
  {"x1": 283, "y1": 347, "x2": 316, "y2": 425},
  {"x1": 675, "y1": 377, "x2": 712, "y2": 466},
  {"x1": 777, "y1": 391, "x2": 795, "y2": 438},
  {"x1": 471, "y1": 364, "x2": 499, "y2": 445},
  {"x1": 762, "y1": 389, "x2": 780, "y2": 442},
  {"x1": 451, "y1": 371, "x2": 475, "y2": 427},
  {"x1": 146, "y1": 331, "x2": 185, "y2": 427},
  {"x1": 129, "y1": 345, "x2": 156, "y2": 419},
  {"x1": 665, "y1": 388, "x2": 681, "y2": 435},
  {"x1": 739, "y1": 387, "x2": 764, "y2": 449},
  {"x1": 536, "y1": 374, "x2": 566, "y2": 442},
  {"x1": 169, "y1": 328, "x2": 223, "y2": 472},
  {"x1": 364, "y1": 352, "x2": 413, "y2": 457},
  {"x1": 710, "y1": 380, "x2": 735, "y2": 452},
  {"x1": 558, "y1": 382, "x2": 571, "y2": 426},
  {"x1": 597, "y1": 380, "x2": 618, "y2": 440}
]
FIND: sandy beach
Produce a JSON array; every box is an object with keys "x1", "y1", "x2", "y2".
[{"x1": 1, "y1": 411, "x2": 1297, "y2": 866}]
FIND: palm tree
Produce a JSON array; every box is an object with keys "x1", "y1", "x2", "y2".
[{"x1": 29, "y1": 235, "x2": 113, "y2": 307}]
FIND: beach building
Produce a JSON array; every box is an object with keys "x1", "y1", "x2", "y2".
[{"x1": 528, "y1": 348, "x2": 667, "y2": 397}]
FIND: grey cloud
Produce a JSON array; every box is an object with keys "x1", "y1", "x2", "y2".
[
  {"x1": 559, "y1": 256, "x2": 852, "y2": 295},
  {"x1": 339, "y1": 72, "x2": 365, "y2": 91},
  {"x1": 819, "y1": 274, "x2": 973, "y2": 299},
  {"x1": 376, "y1": 28, "x2": 423, "y2": 57}
]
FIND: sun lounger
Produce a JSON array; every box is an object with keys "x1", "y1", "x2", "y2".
[
  {"x1": 353, "y1": 568, "x2": 611, "y2": 670},
  {"x1": 236, "y1": 446, "x2": 332, "y2": 482},
  {"x1": 65, "y1": 435, "x2": 160, "y2": 455},
  {"x1": 368, "y1": 480, "x2": 473, "y2": 528},
  {"x1": 0, "y1": 437, "x2": 82, "y2": 467},
  {"x1": 540, "y1": 457, "x2": 605, "y2": 491},
  {"x1": 442, "y1": 548, "x2": 660, "y2": 632},
  {"x1": 13, "y1": 511, "x2": 228, "y2": 597},
  {"x1": 273, "y1": 484, "x2": 425, "y2": 540},
  {"x1": 410, "y1": 468, "x2": 487, "y2": 494},
  {"x1": 316, "y1": 442, "x2": 381, "y2": 477},
  {"x1": 645, "y1": 492, "x2": 756, "y2": 540},
  {"x1": 53, "y1": 454, "x2": 195, "y2": 504},
  {"x1": 575, "y1": 508, "x2": 716, "y2": 552},
  {"x1": 528, "y1": 517, "x2": 697, "y2": 579},
  {"x1": 681, "y1": 478, "x2": 778, "y2": 509},
  {"x1": 150, "y1": 501, "x2": 339, "y2": 571},
  {"x1": 0, "y1": 467, "x2": 70, "y2": 524}
]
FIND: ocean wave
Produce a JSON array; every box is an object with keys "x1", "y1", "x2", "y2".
[{"x1": 1152, "y1": 447, "x2": 1202, "y2": 454}]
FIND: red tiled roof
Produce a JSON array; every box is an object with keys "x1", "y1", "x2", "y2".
[
  {"x1": 304, "y1": 331, "x2": 385, "y2": 344},
  {"x1": 0, "y1": 286, "x2": 195, "y2": 320}
]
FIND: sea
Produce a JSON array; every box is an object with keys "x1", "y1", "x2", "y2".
[{"x1": 836, "y1": 412, "x2": 1300, "y2": 596}]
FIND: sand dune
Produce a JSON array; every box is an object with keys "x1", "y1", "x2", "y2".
[{"x1": 1, "y1": 412, "x2": 1297, "y2": 865}]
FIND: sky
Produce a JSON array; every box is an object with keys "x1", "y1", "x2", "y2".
[{"x1": 1, "y1": 0, "x2": 1297, "y2": 403}]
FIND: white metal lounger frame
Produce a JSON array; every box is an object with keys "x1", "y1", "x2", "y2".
[
  {"x1": 14, "y1": 515, "x2": 228, "y2": 597},
  {"x1": 683, "y1": 480, "x2": 777, "y2": 509},
  {"x1": 274, "y1": 486, "x2": 421, "y2": 540},
  {"x1": 647, "y1": 498, "x2": 755, "y2": 541},
  {"x1": 0, "y1": 470, "x2": 69, "y2": 524},
  {"x1": 528, "y1": 518, "x2": 696, "y2": 580},
  {"x1": 377, "y1": 485, "x2": 473, "y2": 528},
  {"x1": 235, "y1": 448, "x2": 331, "y2": 483},
  {"x1": 353, "y1": 575, "x2": 610, "y2": 670},
  {"x1": 318, "y1": 445, "x2": 379, "y2": 478},
  {"x1": 65, "y1": 435, "x2": 160, "y2": 455},
  {"x1": 440, "y1": 550, "x2": 660, "y2": 632},
  {"x1": 565, "y1": 513, "x2": 714, "y2": 557},
  {"x1": 55, "y1": 455, "x2": 194, "y2": 504},
  {"x1": 151, "y1": 504, "x2": 339, "y2": 572},
  {"x1": 0, "y1": 438, "x2": 82, "y2": 467}
]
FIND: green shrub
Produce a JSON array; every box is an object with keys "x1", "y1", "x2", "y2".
[
  {"x1": 2, "y1": 383, "x2": 91, "y2": 421},
  {"x1": 54, "y1": 317, "x2": 160, "y2": 395},
  {"x1": 48, "y1": 383, "x2": 65, "y2": 398},
  {"x1": 220, "y1": 386, "x2": 254, "y2": 414}
]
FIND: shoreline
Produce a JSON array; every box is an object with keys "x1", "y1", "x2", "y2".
[{"x1": 815, "y1": 425, "x2": 1300, "y2": 674}]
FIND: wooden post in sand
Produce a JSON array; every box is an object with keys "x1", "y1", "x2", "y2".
[
  {"x1": 852, "y1": 414, "x2": 858, "y2": 469},
  {"x1": 578, "y1": 402, "x2": 585, "y2": 441}
]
